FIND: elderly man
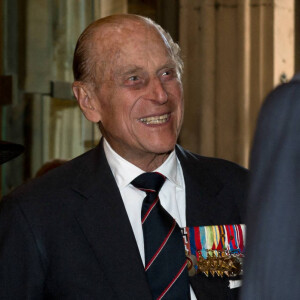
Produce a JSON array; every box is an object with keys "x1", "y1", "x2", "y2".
[{"x1": 0, "y1": 15, "x2": 248, "y2": 299}]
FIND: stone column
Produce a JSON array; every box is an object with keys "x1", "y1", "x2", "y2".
[
  {"x1": 179, "y1": 0, "x2": 294, "y2": 167},
  {"x1": 96, "y1": 0, "x2": 127, "y2": 17},
  {"x1": 20, "y1": 0, "x2": 128, "y2": 176}
]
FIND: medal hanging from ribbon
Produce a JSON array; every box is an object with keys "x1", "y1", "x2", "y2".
[{"x1": 182, "y1": 224, "x2": 246, "y2": 278}]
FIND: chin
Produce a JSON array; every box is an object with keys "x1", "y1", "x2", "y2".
[{"x1": 146, "y1": 141, "x2": 177, "y2": 155}]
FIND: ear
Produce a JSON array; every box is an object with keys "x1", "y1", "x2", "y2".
[{"x1": 72, "y1": 81, "x2": 101, "y2": 123}]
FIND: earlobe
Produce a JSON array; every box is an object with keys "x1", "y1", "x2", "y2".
[{"x1": 72, "y1": 82, "x2": 101, "y2": 123}]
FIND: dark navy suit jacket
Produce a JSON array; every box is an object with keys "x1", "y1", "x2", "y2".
[
  {"x1": 0, "y1": 141, "x2": 248, "y2": 299},
  {"x1": 242, "y1": 76, "x2": 300, "y2": 300}
]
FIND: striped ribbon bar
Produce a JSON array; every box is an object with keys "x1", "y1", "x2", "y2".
[{"x1": 182, "y1": 224, "x2": 246, "y2": 277}]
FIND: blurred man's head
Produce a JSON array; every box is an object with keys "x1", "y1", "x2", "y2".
[{"x1": 72, "y1": 14, "x2": 184, "y2": 171}]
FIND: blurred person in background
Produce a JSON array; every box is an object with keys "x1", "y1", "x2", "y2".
[
  {"x1": 35, "y1": 159, "x2": 68, "y2": 177},
  {"x1": 0, "y1": 141, "x2": 24, "y2": 166},
  {"x1": 242, "y1": 74, "x2": 300, "y2": 300}
]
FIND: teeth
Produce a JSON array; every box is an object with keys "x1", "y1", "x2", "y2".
[{"x1": 139, "y1": 114, "x2": 169, "y2": 125}]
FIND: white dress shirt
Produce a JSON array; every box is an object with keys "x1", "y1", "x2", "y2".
[{"x1": 103, "y1": 139, "x2": 197, "y2": 299}]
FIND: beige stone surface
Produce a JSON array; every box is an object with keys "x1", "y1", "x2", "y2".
[
  {"x1": 98, "y1": 0, "x2": 127, "y2": 17},
  {"x1": 179, "y1": 0, "x2": 295, "y2": 167}
]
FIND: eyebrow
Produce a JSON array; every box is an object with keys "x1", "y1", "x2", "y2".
[
  {"x1": 114, "y1": 60, "x2": 177, "y2": 78},
  {"x1": 115, "y1": 65, "x2": 144, "y2": 77},
  {"x1": 161, "y1": 62, "x2": 177, "y2": 70}
]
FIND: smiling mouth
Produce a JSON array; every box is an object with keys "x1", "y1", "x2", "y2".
[{"x1": 139, "y1": 114, "x2": 170, "y2": 125}]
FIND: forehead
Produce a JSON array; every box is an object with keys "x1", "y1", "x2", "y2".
[{"x1": 91, "y1": 21, "x2": 173, "y2": 78}]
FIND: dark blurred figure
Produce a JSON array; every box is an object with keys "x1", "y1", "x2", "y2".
[
  {"x1": 0, "y1": 141, "x2": 24, "y2": 197},
  {"x1": 242, "y1": 74, "x2": 300, "y2": 300},
  {"x1": 0, "y1": 141, "x2": 24, "y2": 165},
  {"x1": 35, "y1": 159, "x2": 68, "y2": 177}
]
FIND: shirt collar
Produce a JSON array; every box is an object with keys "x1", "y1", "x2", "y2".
[{"x1": 103, "y1": 138, "x2": 182, "y2": 189}]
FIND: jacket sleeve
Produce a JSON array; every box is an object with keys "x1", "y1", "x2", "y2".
[{"x1": 0, "y1": 197, "x2": 46, "y2": 299}]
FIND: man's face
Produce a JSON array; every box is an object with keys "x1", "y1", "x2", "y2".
[{"x1": 89, "y1": 23, "x2": 184, "y2": 165}]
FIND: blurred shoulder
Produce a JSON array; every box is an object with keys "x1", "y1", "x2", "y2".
[
  {"x1": 176, "y1": 144, "x2": 248, "y2": 180},
  {"x1": 0, "y1": 146, "x2": 98, "y2": 209}
]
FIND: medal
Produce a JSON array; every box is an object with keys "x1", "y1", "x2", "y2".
[{"x1": 182, "y1": 224, "x2": 245, "y2": 278}]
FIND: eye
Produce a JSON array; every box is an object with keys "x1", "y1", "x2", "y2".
[
  {"x1": 162, "y1": 70, "x2": 172, "y2": 76},
  {"x1": 123, "y1": 74, "x2": 145, "y2": 87},
  {"x1": 160, "y1": 68, "x2": 177, "y2": 81},
  {"x1": 128, "y1": 75, "x2": 139, "y2": 81}
]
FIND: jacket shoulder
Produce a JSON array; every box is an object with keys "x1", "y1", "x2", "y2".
[
  {"x1": 176, "y1": 145, "x2": 249, "y2": 222},
  {"x1": 176, "y1": 145, "x2": 248, "y2": 178},
  {"x1": 1, "y1": 146, "x2": 100, "y2": 208}
]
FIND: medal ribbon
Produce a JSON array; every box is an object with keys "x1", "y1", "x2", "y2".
[
  {"x1": 200, "y1": 226, "x2": 207, "y2": 258},
  {"x1": 183, "y1": 224, "x2": 246, "y2": 256}
]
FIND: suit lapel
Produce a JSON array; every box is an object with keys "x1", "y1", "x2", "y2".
[
  {"x1": 70, "y1": 141, "x2": 152, "y2": 299},
  {"x1": 176, "y1": 145, "x2": 230, "y2": 298},
  {"x1": 176, "y1": 145, "x2": 223, "y2": 227}
]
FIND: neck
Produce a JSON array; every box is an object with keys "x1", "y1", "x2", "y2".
[
  {"x1": 129, "y1": 152, "x2": 171, "y2": 172},
  {"x1": 103, "y1": 138, "x2": 174, "y2": 172}
]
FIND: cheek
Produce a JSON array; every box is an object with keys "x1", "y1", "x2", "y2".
[
  {"x1": 97, "y1": 87, "x2": 122, "y2": 120},
  {"x1": 164, "y1": 79, "x2": 183, "y2": 98},
  {"x1": 117, "y1": 90, "x2": 143, "y2": 117},
  {"x1": 172, "y1": 88, "x2": 184, "y2": 128},
  {"x1": 178, "y1": 104, "x2": 184, "y2": 129},
  {"x1": 108, "y1": 94, "x2": 138, "y2": 134},
  {"x1": 168, "y1": 84, "x2": 184, "y2": 117}
]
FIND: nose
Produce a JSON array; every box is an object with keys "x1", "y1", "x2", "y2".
[{"x1": 145, "y1": 77, "x2": 168, "y2": 104}]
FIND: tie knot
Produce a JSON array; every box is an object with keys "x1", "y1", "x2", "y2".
[{"x1": 131, "y1": 172, "x2": 166, "y2": 194}]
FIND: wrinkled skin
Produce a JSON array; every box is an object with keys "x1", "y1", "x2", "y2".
[{"x1": 73, "y1": 17, "x2": 184, "y2": 171}]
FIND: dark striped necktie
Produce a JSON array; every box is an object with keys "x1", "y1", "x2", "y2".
[{"x1": 131, "y1": 172, "x2": 190, "y2": 300}]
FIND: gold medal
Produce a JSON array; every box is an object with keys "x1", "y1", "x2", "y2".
[
  {"x1": 185, "y1": 252, "x2": 197, "y2": 276},
  {"x1": 186, "y1": 250, "x2": 243, "y2": 277}
]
